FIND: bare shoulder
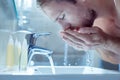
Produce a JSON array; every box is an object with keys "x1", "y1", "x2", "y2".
[{"x1": 93, "y1": 16, "x2": 120, "y2": 37}]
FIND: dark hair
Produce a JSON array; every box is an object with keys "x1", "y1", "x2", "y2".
[{"x1": 37, "y1": 0, "x2": 77, "y2": 6}]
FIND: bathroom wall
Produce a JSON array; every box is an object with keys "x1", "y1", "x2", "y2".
[{"x1": 0, "y1": 0, "x2": 17, "y2": 31}]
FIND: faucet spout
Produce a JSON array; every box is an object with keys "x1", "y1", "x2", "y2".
[
  {"x1": 25, "y1": 32, "x2": 53, "y2": 67},
  {"x1": 27, "y1": 46, "x2": 53, "y2": 66}
]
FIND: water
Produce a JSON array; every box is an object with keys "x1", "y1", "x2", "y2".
[
  {"x1": 63, "y1": 43, "x2": 94, "y2": 67},
  {"x1": 36, "y1": 43, "x2": 68, "y2": 74},
  {"x1": 85, "y1": 50, "x2": 94, "y2": 66},
  {"x1": 27, "y1": 53, "x2": 56, "y2": 74},
  {"x1": 47, "y1": 55, "x2": 56, "y2": 74},
  {"x1": 63, "y1": 43, "x2": 68, "y2": 66},
  {"x1": 119, "y1": 64, "x2": 120, "y2": 72}
]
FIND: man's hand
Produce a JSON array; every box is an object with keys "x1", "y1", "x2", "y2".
[{"x1": 60, "y1": 26, "x2": 109, "y2": 50}]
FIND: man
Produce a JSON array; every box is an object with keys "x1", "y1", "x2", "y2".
[{"x1": 37, "y1": 0, "x2": 120, "y2": 64}]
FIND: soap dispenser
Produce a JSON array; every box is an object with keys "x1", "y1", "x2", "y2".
[{"x1": 6, "y1": 35, "x2": 15, "y2": 70}]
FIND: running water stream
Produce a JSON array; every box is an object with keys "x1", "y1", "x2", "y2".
[
  {"x1": 63, "y1": 43, "x2": 68, "y2": 66},
  {"x1": 86, "y1": 50, "x2": 94, "y2": 66},
  {"x1": 47, "y1": 55, "x2": 56, "y2": 74}
]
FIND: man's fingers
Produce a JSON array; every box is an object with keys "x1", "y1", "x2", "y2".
[
  {"x1": 62, "y1": 36, "x2": 84, "y2": 50},
  {"x1": 60, "y1": 31, "x2": 85, "y2": 45},
  {"x1": 78, "y1": 27, "x2": 100, "y2": 34}
]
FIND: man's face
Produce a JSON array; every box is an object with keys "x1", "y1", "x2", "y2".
[{"x1": 42, "y1": 0, "x2": 97, "y2": 30}]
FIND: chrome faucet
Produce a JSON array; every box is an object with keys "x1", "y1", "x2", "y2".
[{"x1": 25, "y1": 32, "x2": 53, "y2": 66}]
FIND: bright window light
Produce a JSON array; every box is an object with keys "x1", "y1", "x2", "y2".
[
  {"x1": 15, "y1": 0, "x2": 32, "y2": 10},
  {"x1": 23, "y1": 0, "x2": 32, "y2": 10}
]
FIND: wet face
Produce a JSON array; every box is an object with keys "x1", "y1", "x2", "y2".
[{"x1": 42, "y1": 0, "x2": 97, "y2": 30}]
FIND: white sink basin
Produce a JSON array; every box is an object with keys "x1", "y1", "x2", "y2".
[
  {"x1": 26, "y1": 66, "x2": 119, "y2": 75},
  {"x1": 0, "y1": 66, "x2": 120, "y2": 80}
]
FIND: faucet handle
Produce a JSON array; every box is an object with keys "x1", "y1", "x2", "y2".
[
  {"x1": 32, "y1": 32, "x2": 51, "y2": 38},
  {"x1": 26, "y1": 32, "x2": 51, "y2": 46}
]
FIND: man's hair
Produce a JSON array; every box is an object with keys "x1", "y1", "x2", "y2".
[
  {"x1": 37, "y1": 0, "x2": 77, "y2": 6},
  {"x1": 37, "y1": 0, "x2": 48, "y2": 6}
]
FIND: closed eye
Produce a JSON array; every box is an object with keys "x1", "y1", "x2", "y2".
[
  {"x1": 55, "y1": 12, "x2": 66, "y2": 21},
  {"x1": 59, "y1": 13, "x2": 65, "y2": 20},
  {"x1": 55, "y1": 11, "x2": 66, "y2": 22}
]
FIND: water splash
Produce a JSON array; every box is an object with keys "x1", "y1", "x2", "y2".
[
  {"x1": 85, "y1": 50, "x2": 94, "y2": 66},
  {"x1": 63, "y1": 43, "x2": 68, "y2": 66}
]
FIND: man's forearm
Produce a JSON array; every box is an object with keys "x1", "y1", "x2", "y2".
[
  {"x1": 94, "y1": 20, "x2": 120, "y2": 64},
  {"x1": 97, "y1": 48, "x2": 120, "y2": 64},
  {"x1": 97, "y1": 36, "x2": 120, "y2": 64},
  {"x1": 105, "y1": 36, "x2": 120, "y2": 55}
]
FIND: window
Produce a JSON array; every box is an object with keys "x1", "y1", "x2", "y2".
[{"x1": 14, "y1": 0, "x2": 32, "y2": 11}]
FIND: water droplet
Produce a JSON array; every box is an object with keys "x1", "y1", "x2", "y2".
[{"x1": 30, "y1": 60, "x2": 34, "y2": 66}]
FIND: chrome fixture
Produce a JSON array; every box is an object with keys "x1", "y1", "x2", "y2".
[{"x1": 25, "y1": 32, "x2": 53, "y2": 66}]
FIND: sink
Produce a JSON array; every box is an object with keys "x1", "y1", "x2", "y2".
[
  {"x1": 0, "y1": 66, "x2": 120, "y2": 80},
  {"x1": 26, "y1": 66, "x2": 119, "y2": 75}
]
